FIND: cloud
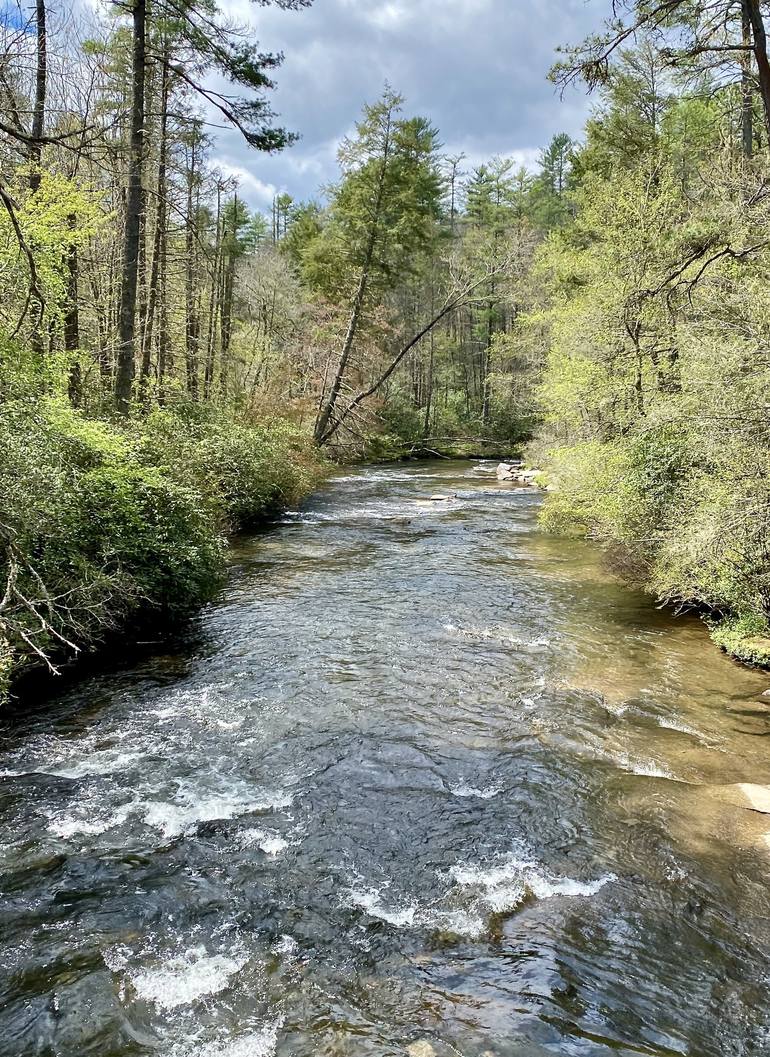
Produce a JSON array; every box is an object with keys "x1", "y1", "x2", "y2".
[
  {"x1": 209, "y1": 0, "x2": 611, "y2": 212},
  {"x1": 215, "y1": 164, "x2": 278, "y2": 207}
]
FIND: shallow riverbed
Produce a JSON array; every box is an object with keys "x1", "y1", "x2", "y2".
[{"x1": 2, "y1": 460, "x2": 770, "y2": 1057}]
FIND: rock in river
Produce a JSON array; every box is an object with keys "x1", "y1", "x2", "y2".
[
  {"x1": 496, "y1": 462, "x2": 542, "y2": 485},
  {"x1": 407, "y1": 1043, "x2": 436, "y2": 1057}
]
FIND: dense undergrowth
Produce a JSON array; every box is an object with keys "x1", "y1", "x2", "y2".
[
  {"x1": 529, "y1": 145, "x2": 770, "y2": 665},
  {"x1": 0, "y1": 356, "x2": 322, "y2": 700}
]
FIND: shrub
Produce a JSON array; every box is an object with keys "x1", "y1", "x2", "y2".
[
  {"x1": 0, "y1": 377, "x2": 322, "y2": 694},
  {"x1": 135, "y1": 411, "x2": 321, "y2": 528}
]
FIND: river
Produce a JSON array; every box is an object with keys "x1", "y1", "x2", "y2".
[{"x1": 2, "y1": 460, "x2": 770, "y2": 1057}]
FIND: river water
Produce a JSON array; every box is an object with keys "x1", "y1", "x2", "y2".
[{"x1": 2, "y1": 461, "x2": 770, "y2": 1057}]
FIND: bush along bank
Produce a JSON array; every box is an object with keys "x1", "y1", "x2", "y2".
[
  {"x1": 0, "y1": 385, "x2": 324, "y2": 703},
  {"x1": 536, "y1": 435, "x2": 770, "y2": 669}
]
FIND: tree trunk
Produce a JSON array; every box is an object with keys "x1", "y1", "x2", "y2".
[
  {"x1": 204, "y1": 187, "x2": 222, "y2": 399},
  {"x1": 322, "y1": 282, "x2": 492, "y2": 447},
  {"x1": 115, "y1": 0, "x2": 146, "y2": 414},
  {"x1": 482, "y1": 302, "x2": 494, "y2": 426},
  {"x1": 140, "y1": 54, "x2": 170, "y2": 403},
  {"x1": 219, "y1": 193, "x2": 237, "y2": 400},
  {"x1": 423, "y1": 332, "x2": 434, "y2": 438},
  {"x1": 743, "y1": 0, "x2": 754, "y2": 157},
  {"x1": 314, "y1": 112, "x2": 393, "y2": 444},
  {"x1": 745, "y1": 0, "x2": 770, "y2": 145},
  {"x1": 220, "y1": 252, "x2": 235, "y2": 399},
  {"x1": 185, "y1": 138, "x2": 200, "y2": 400},
  {"x1": 313, "y1": 266, "x2": 370, "y2": 444},
  {"x1": 29, "y1": 0, "x2": 47, "y2": 193},
  {"x1": 64, "y1": 215, "x2": 81, "y2": 406}
]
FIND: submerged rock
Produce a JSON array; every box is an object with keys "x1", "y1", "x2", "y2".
[
  {"x1": 727, "y1": 701, "x2": 770, "y2": 716},
  {"x1": 704, "y1": 783, "x2": 770, "y2": 814},
  {"x1": 407, "y1": 1043, "x2": 437, "y2": 1057}
]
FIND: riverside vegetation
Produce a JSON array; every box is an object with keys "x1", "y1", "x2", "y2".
[{"x1": 3, "y1": 0, "x2": 770, "y2": 699}]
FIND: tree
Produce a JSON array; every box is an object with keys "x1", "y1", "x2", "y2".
[
  {"x1": 552, "y1": 0, "x2": 770, "y2": 149},
  {"x1": 310, "y1": 89, "x2": 443, "y2": 444},
  {"x1": 114, "y1": 0, "x2": 313, "y2": 414}
]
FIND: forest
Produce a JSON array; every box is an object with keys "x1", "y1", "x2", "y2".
[{"x1": 2, "y1": 0, "x2": 770, "y2": 697}]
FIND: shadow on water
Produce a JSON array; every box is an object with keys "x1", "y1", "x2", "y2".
[{"x1": 1, "y1": 460, "x2": 770, "y2": 1057}]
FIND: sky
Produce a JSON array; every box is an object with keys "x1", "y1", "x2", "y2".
[{"x1": 210, "y1": 0, "x2": 612, "y2": 214}]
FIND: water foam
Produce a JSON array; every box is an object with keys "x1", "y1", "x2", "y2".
[
  {"x1": 272, "y1": 935, "x2": 298, "y2": 956},
  {"x1": 240, "y1": 828, "x2": 290, "y2": 855},
  {"x1": 615, "y1": 752, "x2": 674, "y2": 779},
  {"x1": 128, "y1": 947, "x2": 249, "y2": 1009},
  {"x1": 345, "y1": 884, "x2": 418, "y2": 927},
  {"x1": 142, "y1": 785, "x2": 293, "y2": 840},
  {"x1": 344, "y1": 853, "x2": 614, "y2": 938},
  {"x1": 178, "y1": 1025, "x2": 282, "y2": 1057},
  {"x1": 449, "y1": 856, "x2": 616, "y2": 920},
  {"x1": 657, "y1": 716, "x2": 702, "y2": 738},
  {"x1": 50, "y1": 802, "x2": 134, "y2": 839},
  {"x1": 449, "y1": 781, "x2": 502, "y2": 800}
]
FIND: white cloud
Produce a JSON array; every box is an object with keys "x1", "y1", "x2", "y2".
[
  {"x1": 205, "y1": 0, "x2": 611, "y2": 209},
  {"x1": 214, "y1": 163, "x2": 278, "y2": 206}
]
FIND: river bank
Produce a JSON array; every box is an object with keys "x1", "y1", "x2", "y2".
[
  {"x1": 0, "y1": 394, "x2": 324, "y2": 707},
  {"x1": 2, "y1": 460, "x2": 770, "y2": 1057}
]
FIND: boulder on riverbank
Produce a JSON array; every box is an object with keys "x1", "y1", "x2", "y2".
[{"x1": 496, "y1": 462, "x2": 543, "y2": 486}]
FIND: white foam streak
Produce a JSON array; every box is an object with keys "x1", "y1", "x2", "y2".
[
  {"x1": 346, "y1": 885, "x2": 418, "y2": 927},
  {"x1": 450, "y1": 856, "x2": 616, "y2": 917},
  {"x1": 657, "y1": 716, "x2": 702, "y2": 738},
  {"x1": 344, "y1": 854, "x2": 614, "y2": 939},
  {"x1": 240, "y1": 828, "x2": 290, "y2": 855},
  {"x1": 50, "y1": 803, "x2": 134, "y2": 839},
  {"x1": 449, "y1": 781, "x2": 502, "y2": 800},
  {"x1": 129, "y1": 947, "x2": 248, "y2": 1009},
  {"x1": 615, "y1": 752, "x2": 673, "y2": 779},
  {"x1": 179, "y1": 1024, "x2": 282, "y2": 1057},
  {"x1": 143, "y1": 789, "x2": 292, "y2": 840}
]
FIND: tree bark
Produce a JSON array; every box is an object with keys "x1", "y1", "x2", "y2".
[
  {"x1": 313, "y1": 105, "x2": 396, "y2": 444},
  {"x1": 64, "y1": 214, "x2": 81, "y2": 405},
  {"x1": 742, "y1": 0, "x2": 754, "y2": 157},
  {"x1": 314, "y1": 173, "x2": 389, "y2": 441},
  {"x1": 185, "y1": 137, "x2": 200, "y2": 400},
  {"x1": 219, "y1": 194, "x2": 238, "y2": 400},
  {"x1": 745, "y1": 0, "x2": 770, "y2": 145},
  {"x1": 115, "y1": 0, "x2": 146, "y2": 414},
  {"x1": 204, "y1": 187, "x2": 222, "y2": 399},
  {"x1": 140, "y1": 53, "x2": 170, "y2": 403},
  {"x1": 29, "y1": 0, "x2": 46, "y2": 192},
  {"x1": 320, "y1": 276, "x2": 496, "y2": 447},
  {"x1": 482, "y1": 301, "x2": 495, "y2": 426}
]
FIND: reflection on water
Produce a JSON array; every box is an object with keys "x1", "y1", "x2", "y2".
[{"x1": 1, "y1": 461, "x2": 770, "y2": 1057}]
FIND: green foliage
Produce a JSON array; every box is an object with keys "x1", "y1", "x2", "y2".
[
  {"x1": 0, "y1": 351, "x2": 322, "y2": 697},
  {"x1": 137, "y1": 411, "x2": 321, "y2": 529},
  {"x1": 2, "y1": 172, "x2": 104, "y2": 328},
  {"x1": 300, "y1": 89, "x2": 444, "y2": 300},
  {"x1": 535, "y1": 55, "x2": 770, "y2": 665},
  {"x1": 710, "y1": 615, "x2": 770, "y2": 667}
]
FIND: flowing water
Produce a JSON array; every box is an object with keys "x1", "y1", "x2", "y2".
[{"x1": 3, "y1": 461, "x2": 770, "y2": 1057}]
